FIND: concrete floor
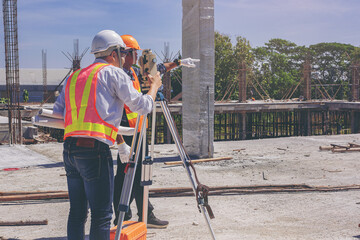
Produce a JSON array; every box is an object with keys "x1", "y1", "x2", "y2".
[{"x1": 1, "y1": 134, "x2": 360, "y2": 239}]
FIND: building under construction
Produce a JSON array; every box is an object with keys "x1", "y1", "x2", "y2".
[{"x1": 1, "y1": 0, "x2": 360, "y2": 157}]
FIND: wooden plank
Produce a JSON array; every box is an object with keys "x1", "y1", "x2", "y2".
[
  {"x1": 164, "y1": 157, "x2": 232, "y2": 166},
  {"x1": 0, "y1": 220, "x2": 48, "y2": 226},
  {"x1": 332, "y1": 147, "x2": 360, "y2": 153},
  {"x1": 319, "y1": 146, "x2": 333, "y2": 151},
  {"x1": 0, "y1": 192, "x2": 69, "y2": 202},
  {"x1": 0, "y1": 190, "x2": 66, "y2": 196}
]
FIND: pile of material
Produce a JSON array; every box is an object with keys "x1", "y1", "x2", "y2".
[{"x1": 319, "y1": 142, "x2": 360, "y2": 152}]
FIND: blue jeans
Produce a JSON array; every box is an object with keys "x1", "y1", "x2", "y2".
[{"x1": 63, "y1": 137, "x2": 114, "y2": 240}]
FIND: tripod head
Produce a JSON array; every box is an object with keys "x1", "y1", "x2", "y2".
[
  {"x1": 138, "y1": 49, "x2": 157, "y2": 93},
  {"x1": 156, "y1": 91, "x2": 165, "y2": 102}
]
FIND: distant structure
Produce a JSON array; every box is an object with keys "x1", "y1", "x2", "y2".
[
  {"x1": 40, "y1": 39, "x2": 88, "y2": 104},
  {"x1": 162, "y1": 42, "x2": 172, "y2": 102},
  {"x1": 42, "y1": 49, "x2": 48, "y2": 100},
  {"x1": 182, "y1": 0, "x2": 215, "y2": 158},
  {"x1": 3, "y1": 0, "x2": 22, "y2": 144},
  {"x1": 62, "y1": 39, "x2": 88, "y2": 72}
]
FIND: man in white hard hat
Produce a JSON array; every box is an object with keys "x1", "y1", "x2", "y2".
[{"x1": 53, "y1": 30, "x2": 162, "y2": 240}]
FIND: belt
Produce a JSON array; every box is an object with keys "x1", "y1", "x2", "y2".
[{"x1": 74, "y1": 137, "x2": 96, "y2": 148}]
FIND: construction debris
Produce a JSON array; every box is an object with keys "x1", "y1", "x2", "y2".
[
  {"x1": 149, "y1": 184, "x2": 360, "y2": 197},
  {"x1": 319, "y1": 142, "x2": 360, "y2": 152},
  {"x1": 233, "y1": 148, "x2": 246, "y2": 152},
  {"x1": 3, "y1": 184, "x2": 360, "y2": 201}
]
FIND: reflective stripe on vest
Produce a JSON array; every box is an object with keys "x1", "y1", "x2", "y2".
[
  {"x1": 64, "y1": 63, "x2": 118, "y2": 144},
  {"x1": 124, "y1": 67, "x2": 147, "y2": 132}
]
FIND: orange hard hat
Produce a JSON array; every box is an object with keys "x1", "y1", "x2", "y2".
[{"x1": 121, "y1": 35, "x2": 142, "y2": 50}]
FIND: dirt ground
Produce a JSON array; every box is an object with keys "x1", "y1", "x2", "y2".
[{"x1": 1, "y1": 134, "x2": 360, "y2": 240}]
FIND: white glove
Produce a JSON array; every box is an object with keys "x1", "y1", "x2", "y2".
[
  {"x1": 180, "y1": 58, "x2": 200, "y2": 68},
  {"x1": 118, "y1": 142, "x2": 131, "y2": 164}
]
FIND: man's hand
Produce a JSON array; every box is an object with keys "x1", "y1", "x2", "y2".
[
  {"x1": 180, "y1": 58, "x2": 200, "y2": 68},
  {"x1": 147, "y1": 71, "x2": 162, "y2": 90},
  {"x1": 118, "y1": 142, "x2": 131, "y2": 164}
]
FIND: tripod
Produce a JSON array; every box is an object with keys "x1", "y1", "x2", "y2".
[{"x1": 115, "y1": 94, "x2": 216, "y2": 240}]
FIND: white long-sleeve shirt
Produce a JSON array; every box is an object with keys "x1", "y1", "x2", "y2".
[{"x1": 53, "y1": 58, "x2": 154, "y2": 146}]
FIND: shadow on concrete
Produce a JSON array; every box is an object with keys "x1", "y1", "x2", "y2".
[
  {"x1": 34, "y1": 237, "x2": 67, "y2": 240},
  {"x1": 37, "y1": 162, "x2": 64, "y2": 168},
  {"x1": 34, "y1": 156, "x2": 183, "y2": 168},
  {"x1": 353, "y1": 235, "x2": 360, "y2": 239},
  {"x1": 153, "y1": 156, "x2": 180, "y2": 163},
  {"x1": 35, "y1": 236, "x2": 89, "y2": 240}
]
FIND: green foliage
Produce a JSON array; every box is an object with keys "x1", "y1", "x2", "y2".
[
  {"x1": 252, "y1": 39, "x2": 305, "y2": 99},
  {"x1": 214, "y1": 34, "x2": 359, "y2": 101},
  {"x1": 214, "y1": 32, "x2": 254, "y2": 101},
  {"x1": 309, "y1": 42, "x2": 356, "y2": 99}
]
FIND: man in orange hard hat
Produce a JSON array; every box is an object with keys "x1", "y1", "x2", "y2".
[{"x1": 114, "y1": 34, "x2": 199, "y2": 228}]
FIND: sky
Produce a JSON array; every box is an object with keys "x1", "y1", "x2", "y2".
[{"x1": 0, "y1": 0, "x2": 359, "y2": 69}]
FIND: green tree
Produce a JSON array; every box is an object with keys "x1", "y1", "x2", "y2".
[
  {"x1": 214, "y1": 32, "x2": 254, "y2": 101},
  {"x1": 310, "y1": 42, "x2": 356, "y2": 99},
  {"x1": 214, "y1": 32, "x2": 237, "y2": 100},
  {"x1": 252, "y1": 39, "x2": 305, "y2": 99}
]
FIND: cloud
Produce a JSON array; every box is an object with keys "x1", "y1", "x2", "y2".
[{"x1": 216, "y1": 0, "x2": 355, "y2": 15}]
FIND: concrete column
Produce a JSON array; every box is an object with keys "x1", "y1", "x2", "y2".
[
  {"x1": 239, "y1": 62, "x2": 247, "y2": 102},
  {"x1": 182, "y1": 0, "x2": 214, "y2": 158},
  {"x1": 241, "y1": 113, "x2": 247, "y2": 140}
]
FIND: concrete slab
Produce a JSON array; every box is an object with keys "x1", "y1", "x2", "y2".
[{"x1": 0, "y1": 144, "x2": 57, "y2": 169}]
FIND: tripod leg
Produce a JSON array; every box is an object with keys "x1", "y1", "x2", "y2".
[
  {"x1": 114, "y1": 115, "x2": 147, "y2": 240},
  {"x1": 141, "y1": 103, "x2": 156, "y2": 224},
  {"x1": 141, "y1": 122, "x2": 148, "y2": 224},
  {"x1": 159, "y1": 100, "x2": 217, "y2": 240}
]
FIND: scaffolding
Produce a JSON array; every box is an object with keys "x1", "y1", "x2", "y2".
[{"x1": 3, "y1": 0, "x2": 22, "y2": 144}]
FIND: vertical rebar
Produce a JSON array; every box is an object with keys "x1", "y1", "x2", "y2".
[
  {"x1": 3, "y1": 0, "x2": 21, "y2": 144},
  {"x1": 303, "y1": 58, "x2": 311, "y2": 101},
  {"x1": 351, "y1": 61, "x2": 359, "y2": 101},
  {"x1": 42, "y1": 49, "x2": 47, "y2": 101}
]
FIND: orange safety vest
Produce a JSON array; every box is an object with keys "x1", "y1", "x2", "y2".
[
  {"x1": 64, "y1": 63, "x2": 118, "y2": 144},
  {"x1": 124, "y1": 67, "x2": 148, "y2": 132}
]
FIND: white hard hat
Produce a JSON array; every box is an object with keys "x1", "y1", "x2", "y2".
[{"x1": 90, "y1": 30, "x2": 126, "y2": 57}]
